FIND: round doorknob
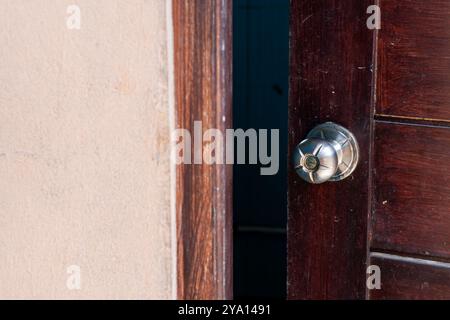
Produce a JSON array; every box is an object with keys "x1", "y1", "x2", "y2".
[{"x1": 293, "y1": 122, "x2": 359, "y2": 184}]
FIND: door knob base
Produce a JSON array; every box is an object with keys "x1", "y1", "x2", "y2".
[
  {"x1": 306, "y1": 122, "x2": 359, "y2": 182},
  {"x1": 293, "y1": 122, "x2": 359, "y2": 184}
]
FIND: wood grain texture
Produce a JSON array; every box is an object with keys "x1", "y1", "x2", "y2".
[
  {"x1": 173, "y1": 0, "x2": 233, "y2": 300},
  {"x1": 377, "y1": 0, "x2": 450, "y2": 120},
  {"x1": 372, "y1": 121, "x2": 450, "y2": 259},
  {"x1": 288, "y1": 0, "x2": 375, "y2": 299},
  {"x1": 370, "y1": 253, "x2": 450, "y2": 300}
]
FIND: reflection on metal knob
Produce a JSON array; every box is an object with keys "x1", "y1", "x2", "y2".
[{"x1": 293, "y1": 122, "x2": 359, "y2": 184}]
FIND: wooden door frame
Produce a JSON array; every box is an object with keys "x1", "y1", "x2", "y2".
[
  {"x1": 288, "y1": 0, "x2": 376, "y2": 299},
  {"x1": 173, "y1": 0, "x2": 233, "y2": 300}
]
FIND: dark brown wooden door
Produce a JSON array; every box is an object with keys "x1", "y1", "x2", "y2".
[{"x1": 288, "y1": 0, "x2": 450, "y2": 299}]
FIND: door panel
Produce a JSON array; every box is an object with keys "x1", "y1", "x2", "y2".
[
  {"x1": 289, "y1": 0, "x2": 450, "y2": 299},
  {"x1": 370, "y1": 253, "x2": 450, "y2": 300},
  {"x1": 377, "y1": 0, "x2": 450, "y2": 120},
  {"x1": 288, "y1": 0, "x2": 374, "y2": 299},
  {"x1": 373, "y1": 122, "x2": 450, "y2": 259},
  {"x1": 370, "y1": 0, "x2": 450, "y2": 300}
]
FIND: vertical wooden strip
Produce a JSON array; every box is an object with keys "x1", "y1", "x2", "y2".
[
  {"x1": 173, "y1": 0, "x2": 233, "y2": 300},
  {"x1": 288, "y1": 0, "x2": 375, "y2": 299}
]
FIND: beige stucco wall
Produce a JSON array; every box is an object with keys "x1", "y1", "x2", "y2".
[{"x1": 0, "y1": 0, "x2": 175, "y2": 299}]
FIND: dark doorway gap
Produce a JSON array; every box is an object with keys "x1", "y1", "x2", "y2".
[{"x1": 233, "y1": 0, "x2": 289, "y2": 298}]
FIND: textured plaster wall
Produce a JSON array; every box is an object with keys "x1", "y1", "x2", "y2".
[{"x1": 0, "y1": 0, "x2": 175, "y2": 299}]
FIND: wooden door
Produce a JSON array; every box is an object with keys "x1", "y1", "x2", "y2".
[{"x1": 288, "y1": 0, "x2": 450, "y2": 299}]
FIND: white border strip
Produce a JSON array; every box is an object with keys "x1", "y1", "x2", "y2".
[{"x1": 166, "y1": 0, "x2": 177, "y2": 300}]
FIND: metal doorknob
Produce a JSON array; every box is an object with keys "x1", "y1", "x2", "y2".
[{"x1": 293, "y1": 122, "x2": 359, "y2": 184}]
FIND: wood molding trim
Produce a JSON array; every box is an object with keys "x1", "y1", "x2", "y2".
[{"x1": 172, "y1": 0, "x2": 233, "y2": 300}]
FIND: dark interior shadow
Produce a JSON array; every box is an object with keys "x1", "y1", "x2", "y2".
[{"x1": 233, "y1": 0, "x2": 290, "y2": 299}]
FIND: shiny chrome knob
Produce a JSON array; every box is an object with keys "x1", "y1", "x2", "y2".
[{"x1": 293, "y1": 122, "x2": 359, "y2": 184}]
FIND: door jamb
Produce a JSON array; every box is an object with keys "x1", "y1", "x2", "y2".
[{"x1": 173, "y1": 0, "x2": 233, "y2": 300}]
